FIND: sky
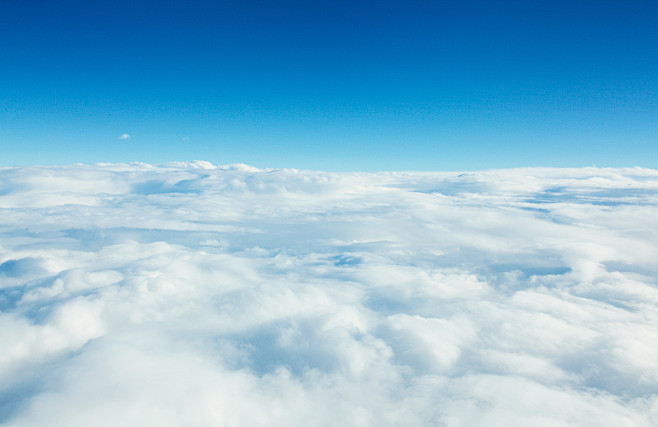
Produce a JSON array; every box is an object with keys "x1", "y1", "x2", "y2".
[
  {"x1": 1, "y1": 0, "x2": 657, "y2": 170},
  {"x1": 1, "y1": 163, "x2": 658, "y2": 425}
]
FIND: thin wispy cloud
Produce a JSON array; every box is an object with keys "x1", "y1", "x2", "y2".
[{"x1": 118, "y1": 133, "x2": 131, "y2": 140}]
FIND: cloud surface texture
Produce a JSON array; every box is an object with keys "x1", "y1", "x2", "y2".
[{"x1": 1, "y1": 162, "x2": 657, "y2": 426}]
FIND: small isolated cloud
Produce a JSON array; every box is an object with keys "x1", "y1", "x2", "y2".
[{"x1": 118, "y1": 133, "x2": 131, "y2": 140}]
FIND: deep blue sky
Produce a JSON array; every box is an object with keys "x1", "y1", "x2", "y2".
[{"x1": 1, "y1": 0, "x2": 657, "y2": 170}]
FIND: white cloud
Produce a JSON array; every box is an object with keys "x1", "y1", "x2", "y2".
[
  {"x1": 1, "y1": 163, "x2": 658, "y2": 425},
  {"x1": 118, "y1": 133, "x2": 131, "y2": 140}
]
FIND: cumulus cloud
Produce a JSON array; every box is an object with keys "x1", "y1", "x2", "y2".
[
  {"x1": 118, "y1": 133, "x2": 131, "y2": 140},
  {"x1": 0, "y1": 163, "x2": 657, "y2": 425}
]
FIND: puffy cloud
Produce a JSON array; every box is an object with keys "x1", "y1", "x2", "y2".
[
  {"x1": 119, "y1": 134, "x2": 131, "y2": 140},
  {"x1": 0, "y1": 163, "x2": 657, "y2": 425}
]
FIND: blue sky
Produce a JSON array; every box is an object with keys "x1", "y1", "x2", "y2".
[{"x1": 1, "y1": 0, "x2": 657, "y2": 171}]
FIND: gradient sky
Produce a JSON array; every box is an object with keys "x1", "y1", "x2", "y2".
[{"x1": 1, "y1": 0, "x2": 657, "y2": 171}]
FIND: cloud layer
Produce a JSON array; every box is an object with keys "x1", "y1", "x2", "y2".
[{"x1": 1, "y1": 162, "x2": 658, "y2": 426}]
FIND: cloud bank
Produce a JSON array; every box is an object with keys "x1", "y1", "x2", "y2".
[{"x1": 1, "y1": 162, "x2": 657, "y2": 426}]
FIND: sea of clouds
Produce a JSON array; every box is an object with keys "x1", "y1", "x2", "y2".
[{"x1": 1, "y1": 161, "x2": 657, "y2": 426}]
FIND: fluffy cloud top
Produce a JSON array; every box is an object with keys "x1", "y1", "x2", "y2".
[{"x1": 1, "y1": 162, "x2": 657, "y2": 426}]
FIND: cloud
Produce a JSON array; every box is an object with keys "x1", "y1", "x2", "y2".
[
  {"x1": 0, "y1": 163, "x2": 657, "y2": 425},
  {"x1": 118, "y1": 134, "x2": 131, "y2": 140}
]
